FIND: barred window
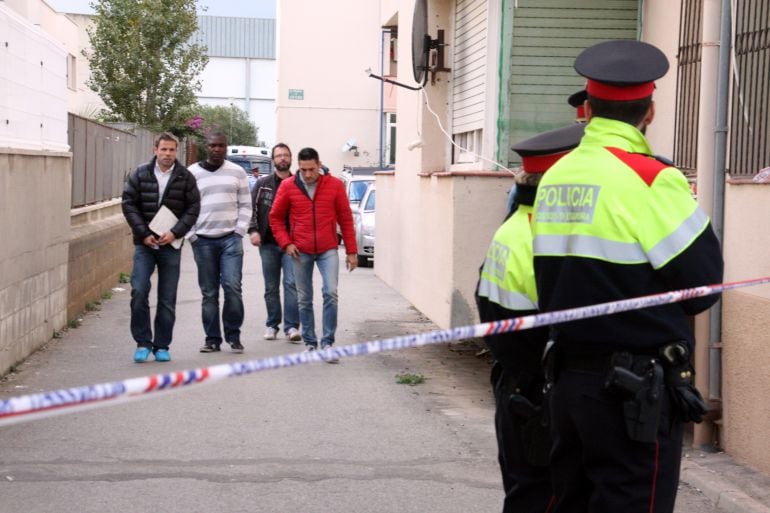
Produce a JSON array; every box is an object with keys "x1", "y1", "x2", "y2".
[
  {"x1": 673, "y1": 0, "x2": 703, "y2": 175},
  {"x1": 729, "y1": 0, "x2": 770, "y2": 177}
]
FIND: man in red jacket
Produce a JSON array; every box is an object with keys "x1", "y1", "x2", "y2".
[{"x1": 269, "y1": 147, "x2": 358, "y2": 362}]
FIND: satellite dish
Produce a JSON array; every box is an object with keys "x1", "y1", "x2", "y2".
[{"x1": 411, "y1": 0, "x2": 431, "y2": 85}]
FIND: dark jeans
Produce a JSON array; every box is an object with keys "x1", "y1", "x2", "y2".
[
  {"x1": 191, "y1": 233, "x2": 245, "y2": 345},
  {"x1": 130, "y1": 244, "x2": 182, "y2": 350},
  {"x1": 259, "y1": 242, "x2": 299, "y2": 332}
]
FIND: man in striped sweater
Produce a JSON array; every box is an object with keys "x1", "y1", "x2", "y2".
[{"x1": 187, "y1": 132, "x2": 253, "y2": 353}]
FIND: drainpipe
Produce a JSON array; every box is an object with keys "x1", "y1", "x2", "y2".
[
  {"x1": 709, "y1": 0, "x2": 730, "y2": 406},
  {"x1": 691, "y1": 0, "x2": 721, "y2": 448}
]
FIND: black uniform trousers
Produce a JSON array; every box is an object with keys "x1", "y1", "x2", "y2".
[
  {"x1": 477, "y1": 296, "x2": 553, "y2": 513},
  {"x1": 549, "y1": 364, "x2": 683, "y2": 513}
]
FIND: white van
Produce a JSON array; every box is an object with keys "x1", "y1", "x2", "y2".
[{"x1": 228, "y1": 145, "x2": 270, "y2": 157}]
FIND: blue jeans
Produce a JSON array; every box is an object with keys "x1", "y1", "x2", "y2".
[
  {"x1": 130, "y1": 244, "x2": 181, "y2": 350},
  {"x1": 293, "y1": 249, "x2": 339, "y2": 347},
  {"x1": 191, "y1": 234, "x2": 245, "y2": 345},
  {"x1": 259, "y1": 242, "x2": 299, "y2": 333}
]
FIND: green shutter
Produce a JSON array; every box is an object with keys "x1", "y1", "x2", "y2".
[{"x1": 502, "y1": 0, "x2": 640, "y2": 166}]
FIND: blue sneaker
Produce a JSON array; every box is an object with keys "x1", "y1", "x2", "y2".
[
  {"x1": 134, "y1": 347, "x2": 151, "y2": 363},
  {"x1": 154, "y1": 349, "x2": 171, "y2": 362}
]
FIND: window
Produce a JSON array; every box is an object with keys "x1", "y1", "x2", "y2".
[
  {"x1": 67, "y1": 54, "x2": 77, "y2": 91},
  {"x1": 728, "y1": 0, "x2": 770, "y2": 177},
  {"x1": 385, "y1": 112, "x2": 397, "y2": 166},
  {"x1": 673, "y1": 0, "x2": 703, "y2": 174},
  {"x1": 453, "y1": 128, "x2": 483, "y2": 164},
  {"x1": 364, "y1": 190, "x2": 376, "y2": 211},
  {"x1": 349, "y1": 181, "x2": 372, "y2": 203},
  {"x1": 451, "y1": 0, "x2": 487, "y2": 164}
]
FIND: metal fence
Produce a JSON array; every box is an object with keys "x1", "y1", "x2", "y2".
[
  {"x1": 68, "y1": 114, "x2": 155, "y2": 208},
  {"x1": 729, "y1": 0, "x2": 770, "y2": 177},
  {"x1": 673, "y1": 0, "x2": 703, "y2": 174}
]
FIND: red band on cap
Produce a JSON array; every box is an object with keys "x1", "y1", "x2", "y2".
[
  {"x1": 586, "y1": 79, "x2": 655, "y2": 101},
  {"x1": 521, "y1": 151, "x2": 570, "y2": 174}
]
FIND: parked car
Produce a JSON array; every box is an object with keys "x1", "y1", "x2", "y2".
[
  {"x1": 340, "y1": 166, "x2": 377, "y2": 208},
  {"x1": 353, "y1": 184, "x2": 375, "y2": 267},
  {"x1": 339, "y1": 166, "x2": 377, "y2": 242}
]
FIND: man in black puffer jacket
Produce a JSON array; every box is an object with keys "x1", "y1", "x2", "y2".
[{"x1": 122, "y1": 132, "x2": 200, "y2": 363}]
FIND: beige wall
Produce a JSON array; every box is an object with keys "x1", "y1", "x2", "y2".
[
  {"x1": 720, "y1": 183, "x2": 770, "y2": 472},
  {"x1": 276, "y1": 0, "x2": 382, "y2": 172},
  {"x1": 0, "y1": 150, "x2": 70, "y2": 373},
  {"x1": 640, "y1": 0, "x2": 681, "y2": 159},
  {"x1": 374, "y1": 0, "x2": 513, "y2": 329}
]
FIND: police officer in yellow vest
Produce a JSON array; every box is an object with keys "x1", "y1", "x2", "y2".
[
  {"x1": 476, "y1": 123, "x2": 585, "y2": 513},
  {"x1": 531, "y1": 40, "x2": 724, "y2": 513}
]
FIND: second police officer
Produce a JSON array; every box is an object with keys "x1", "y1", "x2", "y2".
[{"x1": 477, "y1": 123, "x2": 585, "y2": 513}]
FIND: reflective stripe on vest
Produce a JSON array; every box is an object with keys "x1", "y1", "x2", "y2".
[
  {"x1": 647, "y1": 208, "x2": 710, "y2": 269},
  {"x1": 533, "y1": 233, "x2": 647, "y2": 264},
  {"x1": 478, "y1": 275, "x2": 537, "y2": 311},
  {"x1": 478, "y1": 206, "x2": 538, "y2": 310},
  {"x1": 533, "y1": 207, "x2": 710, "y2": 268}
]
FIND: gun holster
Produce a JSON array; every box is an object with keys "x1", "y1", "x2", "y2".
[
  {"x1": 507, "y1": 393, "x2": 550, "y2": 467},
  {"x1": 604, "y1": 353, "x2": 664, "y2": 444}
]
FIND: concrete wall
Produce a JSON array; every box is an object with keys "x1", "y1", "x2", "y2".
[
  {"x1": 720, "y1": 182, "x2": 770, "y2": 473},
  {"x1": 67, "y1": 200, "x2": 133, "y2": 321},
  {"x1": 276, "y1": 0, "x2": 382, "y2": 173},
  {"x1": 0, "y1": 149, "x2": 70, "y2": 372}
]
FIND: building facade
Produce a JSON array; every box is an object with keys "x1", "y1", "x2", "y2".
[
  {"x1": 193, "y1": 16, "x2": 277, "y2": 146},
  {"x1": 372, "y1": 0, "x2": 770, "y2": 473},
  {"x1": 275, "y1": 0, "x2": 384, "y2": 173}
]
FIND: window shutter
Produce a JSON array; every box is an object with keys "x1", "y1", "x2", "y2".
[
  {"x1": 452, "y1": 0, "x2": 488, "y2": 135},
  {"x1": 506, "y1": 0, "x2": 639, "y2": 165}
]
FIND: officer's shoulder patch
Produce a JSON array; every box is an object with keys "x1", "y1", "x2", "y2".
[{"x1": 605, "y1": 147, "x2": 670, "y2": 186}]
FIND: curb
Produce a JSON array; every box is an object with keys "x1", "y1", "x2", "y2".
[{"x1": 681, "y1": 460, "x2": 770, "y2": 513}]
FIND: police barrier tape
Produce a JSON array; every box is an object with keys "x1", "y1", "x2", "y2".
[{"x1": 1, "y1": 276, "x2": 769, "y2": 427}]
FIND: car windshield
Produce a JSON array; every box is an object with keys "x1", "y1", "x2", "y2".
[
  {"x1": 364, "y1": 190, "x2": 375, "y2": 211},
  {"x1": 349, "y1": 181, "x2": 372, "y2": 202},
  {"x1": 252, "y1": 161, "x2": 271, "y2": 174}
]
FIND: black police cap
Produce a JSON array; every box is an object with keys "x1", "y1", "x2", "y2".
[
  {"x1": 511, "y1": 123, "x2": 586, "y2": 173},
  {"x1": 575, "y1": 40, "x2": 669, "y2": 100},
  {"x1": 568, "y1": 89, "x2": 587, "y2": 108}
]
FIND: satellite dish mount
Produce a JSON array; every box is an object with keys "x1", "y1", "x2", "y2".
[{"x1": 368, "y1": 0, "x2": 450, "y2": 91}]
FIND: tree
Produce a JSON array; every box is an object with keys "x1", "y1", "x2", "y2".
[
  {"x1": 85, "y1": 0, "x2": 208, "y2": 130},
  {"x1": 181, "y1": 104, "x2": 262, "y2": 161}
]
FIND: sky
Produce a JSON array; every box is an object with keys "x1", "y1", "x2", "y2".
[{"x1": 45, "y1": 0, "x2": 276, "y2": 18}]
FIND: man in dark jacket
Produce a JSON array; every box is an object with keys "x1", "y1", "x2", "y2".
[
  {"x1": 248, "y1": 143, "x2": 301, "y2": 343},
  {"x1": 122, "y1": 132, "x2": 200, "y2": 363},
  {"x1": 269, "y1": 147, "x2": 357, "y2": 362}
]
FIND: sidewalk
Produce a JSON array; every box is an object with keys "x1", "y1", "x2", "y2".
[{"x1": 682, "y1": 449, "x2": 770, "y2": 513}]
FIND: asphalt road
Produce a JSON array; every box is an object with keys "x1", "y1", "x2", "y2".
[{"x1": 0, "y1": 242, "x2": 716, "y2": 512}]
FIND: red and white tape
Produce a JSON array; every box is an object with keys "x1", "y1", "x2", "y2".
[{"x1": 1, "y1": 276, "x2": 767, "y2": 427}]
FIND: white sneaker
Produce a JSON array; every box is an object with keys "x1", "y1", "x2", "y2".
[
  {"x1": 321, "y1": 344, "x2": 339, "y2": 364},
  {"x1": 263, "y1": 327, "x2": 278, "y2": 340},
  {"x1": 286, "y1": 327, "x2": 302, "y2": 343}
]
